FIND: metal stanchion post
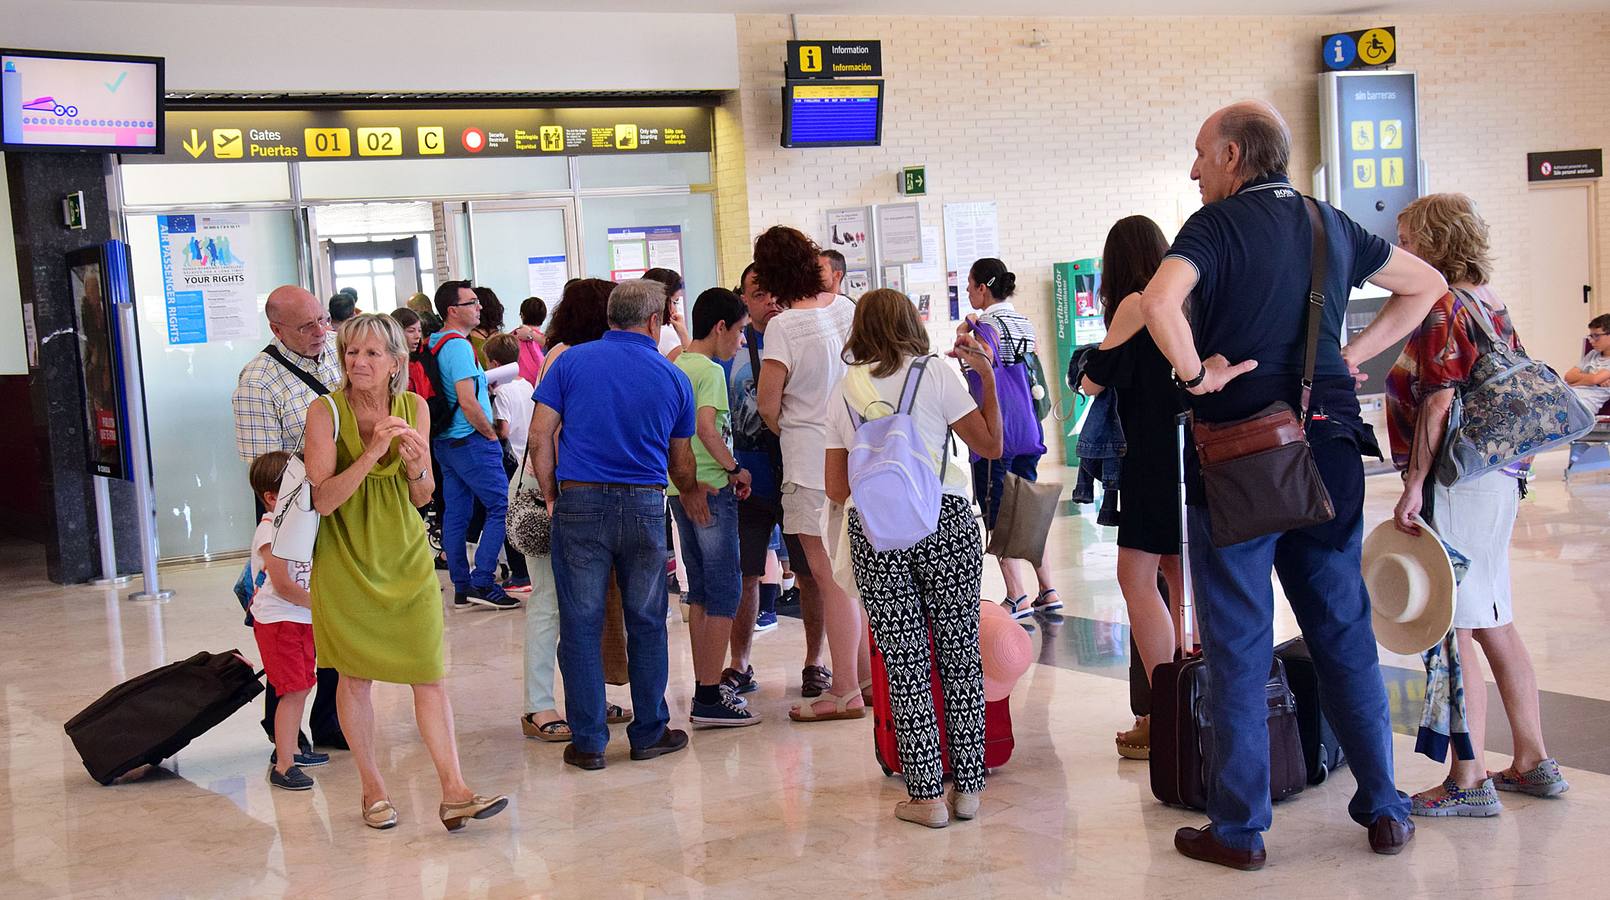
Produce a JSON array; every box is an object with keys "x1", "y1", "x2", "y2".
[
  {"x1": 117, "y1": 302, "x2": 171, "y2": 603},
  {"x1": 89, "y1": 475, "x2": 131, "y2": 587}
]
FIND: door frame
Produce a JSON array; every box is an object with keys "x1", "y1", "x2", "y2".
[
  {"x1": 454, "y1": 197, "x2": 582, "y2": 286},
  {"x1": 1528, "y1": 179, "x2": 1601, "y2": 318}
]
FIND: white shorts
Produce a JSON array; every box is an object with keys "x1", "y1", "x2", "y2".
[
  {"x1": 1429, "y1": 469, "x2": 1518, "y2": 630},
  {"x1": 780, "y1": 483, "x2": 828, "y2": 537}
]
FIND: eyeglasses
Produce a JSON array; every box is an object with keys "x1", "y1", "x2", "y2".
[
  {"x1": 453, "y1": 299, "x2": 482, "y2": 307},
  {"x1": 1589, "y1": 332, "x2": 1609, "y2": 340},
  {"x1": 272, "y1": 314, "x2": 331, "y2": 337}
]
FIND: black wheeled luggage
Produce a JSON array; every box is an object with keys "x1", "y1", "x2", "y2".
[
  {"x1": 1149, "y1": 414, "x2": 1307, "y2": 810},
  {"x1": 64, "y1": 650, "x2": 264, "y2": 785},
  {"x1": 1274, "y1": 636, "x2": 1348, "y2": 784}
]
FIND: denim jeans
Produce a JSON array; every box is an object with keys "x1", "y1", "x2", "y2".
[
  {"x1": 1187, "y1": 508, "x2": 1410, "y2": 851},
  {"x1": 550, "y1": 485, "x2": 672, "y2": 753},
  {"x1": 434, "y1": 433, "x2": 508, "y2": 592},
  {"x1": 670, "y1": 487, "x2": 742, "y2": 619}
]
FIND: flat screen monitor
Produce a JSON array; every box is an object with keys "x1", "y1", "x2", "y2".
[
  {"x1": 1, "y1": 48, "x2": 164, "y2": 153},
  {"x1": 781, "y1": 80, "x2": 883, "y2": 149}
]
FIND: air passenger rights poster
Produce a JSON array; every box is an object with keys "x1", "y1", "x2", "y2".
[{"x1": 157, "y1": 213, "x2": 258, "y2": 345}]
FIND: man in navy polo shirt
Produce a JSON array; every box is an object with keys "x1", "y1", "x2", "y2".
[
  {"x1": 530, "y1": 278, "x2": 708, "y2": 770},
  {"x1": 1137, "y1": 100, "x2": 1447, "y2": 869}
]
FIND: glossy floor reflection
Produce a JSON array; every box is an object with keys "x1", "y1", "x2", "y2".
[{"x1": 1, "y1": 457, "x2": 1607, "y2": 897}]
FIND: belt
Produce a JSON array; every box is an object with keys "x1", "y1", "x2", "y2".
[{"x1": 559, "y1": 480, "x2": 665, "y2": 493}]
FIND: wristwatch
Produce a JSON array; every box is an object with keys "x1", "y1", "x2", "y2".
[
  {"x1": 724, "y1": 462, "x2": 742, "y2": 476},
  {"x1": 1172, "y1": 365, "x2": 1206, "y2": 391}
]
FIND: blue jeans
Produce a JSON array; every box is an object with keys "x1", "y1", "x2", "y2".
[
  {"x1": 670, "y1": 487, "x2": 742, "y2": 619},
  {"x1": 434, "y1": 434, "x2": 508, "y2": 592},
  {"x1": 1188, "y1": 508, "x2": 1409, "y2": 851},
  {"x1": 550, "y1": 485, "x2": 672, "y2": 754}
]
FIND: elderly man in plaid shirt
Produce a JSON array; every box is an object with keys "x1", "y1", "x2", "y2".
[{"x1": 232, "y1": 283, "x2": 346, "y2": 755}]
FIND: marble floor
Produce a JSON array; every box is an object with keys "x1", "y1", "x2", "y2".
[{"x1": 2, "y1": 457, "x2": 1607, "y2": 898}]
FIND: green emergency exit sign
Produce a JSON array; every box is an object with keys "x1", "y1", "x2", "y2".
[{"x1": 899, "y1": 165, "x2": 926, "y2": 196}]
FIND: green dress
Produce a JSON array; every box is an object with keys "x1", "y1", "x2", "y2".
[{"x1": 311, "y1": 390, "x2": 444, "y2": 684}]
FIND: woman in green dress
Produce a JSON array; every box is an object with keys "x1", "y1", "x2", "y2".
[{"x1": 305, "y1": 313, "x2": 507, "y2": 832}]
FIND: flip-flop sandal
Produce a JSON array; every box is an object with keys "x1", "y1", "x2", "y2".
[
  {"x1": 606, "y1": 704, "x2": 633, "y2": 725},
  {"x1": 790, "y1": 690, "x2": 867, "y2": 722},
  {"x1": 1032, "y1": 589, "x2": 1064, "y2": 613},
  {"x1": 521, "y1": 713, "x2": 572, "y2": 743}
]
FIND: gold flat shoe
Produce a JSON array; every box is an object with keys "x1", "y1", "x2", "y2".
[
  {"x1": 439, "y1": 793, "x2": 508, "y2": 832},
  {"x1": 362, "y1": 798, "x2": 398, "y2": 830}
]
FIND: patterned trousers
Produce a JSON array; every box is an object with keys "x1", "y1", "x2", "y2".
[{"x1": 849, "y1": 494, "x2": 986, "y2": 800}]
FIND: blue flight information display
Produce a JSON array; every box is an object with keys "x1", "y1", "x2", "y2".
[{"x1": 781, "y1": 80, "x2": 883, "y2": 149}]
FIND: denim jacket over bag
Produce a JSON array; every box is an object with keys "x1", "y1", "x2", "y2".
[{"x1": 1070, "y1": 343, "x2": 1125, "y2": 500}]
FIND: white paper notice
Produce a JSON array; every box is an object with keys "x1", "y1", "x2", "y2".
[
  {"x1": 824, "y1": 207, "x2": 871, "y2": 269},
  {"x1": 609, "y1": 239, "x2": 647, "y2": 272},
  {"x1": 942, "y1": 201, "x2": 1000, "y2": 276},
  {"x1": 527, "y1": 255, "x2": 567, "y2": 301},
  {"x1": 875, "y1": 202, "x2": 922, "y2": 266},
  {"x1": 905, "y1": 225, "x2": 944, "y2": 285},
  {"x1": 844, "y1": 270, "x2": 871, "y2": 299}
]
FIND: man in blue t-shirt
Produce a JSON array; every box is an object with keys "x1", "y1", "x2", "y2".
[
  {"x1": 531, "y1": 278, "x2": 705, "y2": 769},
  {"x1": 1135, "y1": 101, "x2": 1447, "y2": 869},
  {"x1": 429, "y1": 280, "x2": 519, "y2": 611}
]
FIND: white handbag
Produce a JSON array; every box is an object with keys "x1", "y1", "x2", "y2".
[{"x1": 270, "y1": 395, "x2": 338, "y2": 563}]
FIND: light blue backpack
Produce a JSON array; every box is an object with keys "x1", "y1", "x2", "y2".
[{"x1": 845, "y1": 356, "x2": 947, "y2": 552}]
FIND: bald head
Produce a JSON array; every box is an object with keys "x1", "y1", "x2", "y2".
[
  {"x1": 1192, "y1": 100, "x2": 1292, "y2": 204},
  {"x1": 264, "y1": 284, "x2": 330, "y2": 357}
]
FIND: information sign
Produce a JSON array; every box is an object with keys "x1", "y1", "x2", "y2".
[{"x1": 785, "y1": 40, "x2": 883, "y2": 79}]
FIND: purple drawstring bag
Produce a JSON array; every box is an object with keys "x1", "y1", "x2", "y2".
[{"x1": 964, "y1": 319, "x2": 1046, "y2": 461}]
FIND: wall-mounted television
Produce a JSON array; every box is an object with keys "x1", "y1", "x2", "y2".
[
  {"x1": 1, "y1": 48, "x2": 164, "y2": 153},
  {"x1": 781, "y1": 79, "x2": 883, "y2": 149}
]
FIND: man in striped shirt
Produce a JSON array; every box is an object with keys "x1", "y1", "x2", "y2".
[{"x1": 231, "y1": 283, "x2": 346, "y2": 755}]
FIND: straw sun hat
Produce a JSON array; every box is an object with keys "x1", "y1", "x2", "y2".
[{"x1": 1361, "y1": 516, "x2": 1458, "y2": 655}]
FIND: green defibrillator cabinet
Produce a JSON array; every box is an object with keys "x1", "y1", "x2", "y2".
[{"x1": 1052, "y1": 258, "x2": 1106, "y2": 468}]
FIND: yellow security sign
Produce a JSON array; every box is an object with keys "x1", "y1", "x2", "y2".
[
  {"x1": 1351, "y1": 121, "x2": 1374, "y2": 151},
  {"x1": 540, "y1": 125, "x2": 564, "y2": 152},
  {"x1": 1352, "y1": 158, "x2": 1377, "y2": 189},
  {"x1": 357, "y1": 127, "x2": 402, "y2": 157},
  {"x1": 1382, "y1": 157, "x2": 1405, "y2": 187},
  {"x1": 1358, "y1": 28, "x2": 1395, "y2": 66},
  {"x1": 799, "y1": 44, "x2": 823, "y2": 73},
  {"x1": 1379, "y1": 119, "x2": 1403, "y2": 150},
  {"x1": 211, "y1": 128, "x2": 243, "y2": 159},
  {"x1": 416, "y1": 126, "x2": 444, "y2": 155},
  {"x1": 615, "y1": 123, "x2": 638, "y2": 150},
  {"x1": 304, "y1": 127, "x2": 351, "y2": 158}
]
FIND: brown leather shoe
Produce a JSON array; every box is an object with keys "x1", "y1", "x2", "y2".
[
  {"x1": 1368, "y1": 815, "x2": 1415, "y2": 855},
  {"x1": 563, "y1": 744, "x2": 606, "y2": 771},
  {"x1": 1174, "y1": 825, "x2": 1266, "y2": 871}
]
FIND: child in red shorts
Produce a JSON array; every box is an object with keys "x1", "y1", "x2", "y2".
[{"x1": 250, "y1": 451, "x2": 319, "y2": 792}]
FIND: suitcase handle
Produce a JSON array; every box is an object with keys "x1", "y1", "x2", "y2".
[{"x1": 1175, "y1": 412, "x2": 1195, "y2": 656}]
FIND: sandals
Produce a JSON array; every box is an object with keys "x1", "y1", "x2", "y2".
[
  {"x1": 801, "y1": 665, "x2": 833, "y2": 698},
  {"x1": 789, "y1": 690, "x2": 867, "y2": 722},
  {"x1": 521, "y1": 713, "x2": 572, "y2": 743},
  {"x1": 1032, "y1": 588, "x2": 1064, "y2": 614},
  {"x1": 1116, "y1": 716, "x2": 1150, "y2": 761},
  {"x1": 606, "y1": 704, "x2": 633, "y2": 725},
  {"x1": 362, "y1": 798, "x2": 398, "y2": 830},
  {"x1": 439, "y1": 793, "x2": 509, "y2": 832},
  {"x1": 860, "y1": 676, "x2": 874, "y2": 705},
  {"x1": 1002, "y1": 595, "x2": 1032, "y2": 621}
]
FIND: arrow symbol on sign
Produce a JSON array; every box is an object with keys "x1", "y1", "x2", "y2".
[{"x1": 182, "y1": 128, "x2": 207, "y2": 158}]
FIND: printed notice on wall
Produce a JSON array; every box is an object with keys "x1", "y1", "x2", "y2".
[
  {"x1": 905, "y1": 225, "x2": 944, "y2": 287},
  {"x1": 824, "y1": 207, "x2": 871, "y2": 269},
  {"x1": 943, "y1": 201, "x2": 999, "y2": 321},
  {"x1": 875, "y1": 202, "x2": 923, "y2": 266},
  {"x1": 157, "y1": 213, "x2": 258, "y2": 345},
  {"x1": 608, "y1": 225, "x2": 681, "y2": 282},
  {"x1": 527, "y1": 255, "x2": 568, "y2": 301}
]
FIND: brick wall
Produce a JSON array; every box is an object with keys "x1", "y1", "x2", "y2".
[{"x1": 726, "y1": 14, "x2": 1610, "y2": 450}]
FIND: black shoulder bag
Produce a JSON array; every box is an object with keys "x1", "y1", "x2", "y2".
[
  {"x1": 263, "y1": 344, "x2": 331, "y2": 396},
  {"x1": 1190, "y1": 198, "x2": 1336, "y2": 547}
]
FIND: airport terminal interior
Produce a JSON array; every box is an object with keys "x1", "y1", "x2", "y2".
[{"x1": 1, "y1": 1, "x2": 1608, "y2": 897}]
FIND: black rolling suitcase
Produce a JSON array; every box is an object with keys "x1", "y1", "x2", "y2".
[
  {"x1": 1150, "y1": 414, "x2": 1307, "y2": 810},
  {"x1": 1274, "y1": 636, "x2": 1347, "y2": 784},
  {"x1": 64, "y1": 650, "x2": 264, "y2": 785}
]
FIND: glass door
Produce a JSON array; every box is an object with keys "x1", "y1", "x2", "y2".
[{"x1": 454, "y1": 199, "x2": 577, "y2": 312}]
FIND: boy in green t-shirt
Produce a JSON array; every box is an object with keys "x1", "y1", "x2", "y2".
[{"x1": 669, "y1": 288, "x2": 759, "y2": 727}]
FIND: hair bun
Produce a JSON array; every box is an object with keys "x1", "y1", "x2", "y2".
[{"x1": 998, "y1": 272, "x2": 1017, "y2": 297}]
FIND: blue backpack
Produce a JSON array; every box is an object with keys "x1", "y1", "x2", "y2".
[
  {"x1": 232, "y1": 560, "x2": 265, "y2": 627},
  {"x1": 844, "y1": 356, "x2": 947, "y2": 552}
]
